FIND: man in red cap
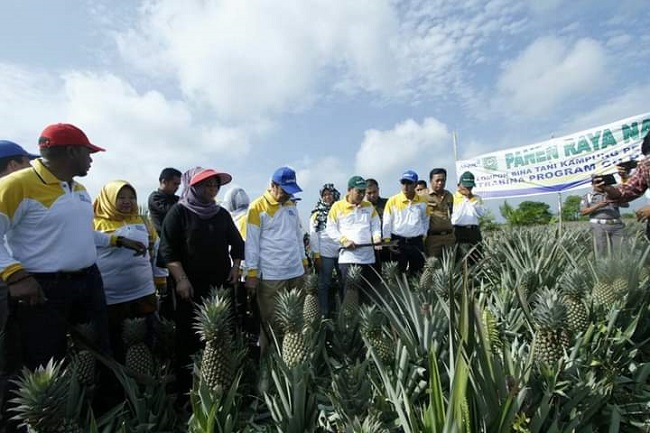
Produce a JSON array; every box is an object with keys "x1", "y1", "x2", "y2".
[{"x1": 0, "y1": 124, "x2": 145, "y2": 418}]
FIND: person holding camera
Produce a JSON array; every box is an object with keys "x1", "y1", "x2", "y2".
[
  {"x1": 581, "y1": 174, "x2": 628, "y2": 255},
  {"x1": 603, "y1": 132, "x2": 650, "y2": 240}
]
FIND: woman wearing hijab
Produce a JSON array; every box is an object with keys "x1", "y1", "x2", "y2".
[
  {"x1": 222, "y1": 186, "x2": 250, "y2": 238},
  {"x1": 159, "y1": 167, "x2": 244, "y2": 397},
  {"x1": 93, "y1": 180, "x2": 162, "y2": 360},
  {"x1": 309, "y1": 183, "x2": 341, "y2": 316}
]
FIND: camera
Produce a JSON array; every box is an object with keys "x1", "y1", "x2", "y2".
[{"x1": 593, "y1": 174, "x2": 617, "y2": 185}]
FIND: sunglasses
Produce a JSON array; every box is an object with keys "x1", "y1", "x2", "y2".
[{"x1": 401, "y1": 180, "x2": 415, "y2": 185}]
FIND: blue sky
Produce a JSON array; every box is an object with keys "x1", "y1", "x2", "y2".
[{"x1": 1, "y1": 0, "x2": 649, "y2": 219}]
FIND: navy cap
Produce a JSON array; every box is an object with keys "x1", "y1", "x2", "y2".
[
  {"x1": 272, "y1": 166, "x2": 302, "y2": 195},
  {"x1": 0, "y1": 140, "x2": 39, "y2": 160},
  {"x1": 400, "y1": 170, "x2": 418, "y2": 183}
]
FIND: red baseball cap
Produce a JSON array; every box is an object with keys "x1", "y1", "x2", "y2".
[
  {"x1": 38, "y1": 123, "x2": 105, "y2": 153},
  {"x1": 190, "y1": 168, "x2": 233, "y2": 187}
]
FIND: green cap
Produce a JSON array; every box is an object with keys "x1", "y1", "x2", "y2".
[
  {"x1": 459, "y1": 171, "x2": 475, "y2": 187},
  {"x1": 348, "y1": 175, "x2": 367, "y2": 190}
]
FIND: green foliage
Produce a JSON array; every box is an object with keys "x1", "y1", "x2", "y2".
[
  {"x1": 500, "y1": 200, "x2": 554, "y2": 226},
  {"x1": 479, "y1": 209, "x2": 501, "y2": 232},
  {"x1": 560, "y1": 195, "x2": 584, "y2": 222}
]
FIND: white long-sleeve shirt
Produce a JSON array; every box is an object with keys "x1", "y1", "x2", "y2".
[
  {"x1": 326, "y1": 198, "x2": 381, "y2": 265},
  {"x1": 309, "y1": 212, "x2": 339, "y2": 258},
  {"x1": 245, "y1": 191, "x2": 306, "y2": 280},
  {"x1": 382, "y1": 192, "x2": 430, "y2": 239},
  {"x1": 450, "y1": 191, "x2": 486, "y2": 226}
]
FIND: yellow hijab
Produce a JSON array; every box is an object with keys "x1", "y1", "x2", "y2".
[{"x1": 93, "y1": 180, "x2": 140, "y2": 228}]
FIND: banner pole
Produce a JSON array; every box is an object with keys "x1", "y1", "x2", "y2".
[{"x1": 557, "y1": 191, "x2": 563, "y2": 237}]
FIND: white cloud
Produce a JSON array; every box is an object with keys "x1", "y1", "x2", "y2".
[
  {"x1": 495, "y1": 36, "x2": 608, "y2": 117},
  {"x1": 565, "y1": 84, "x2": 650, "y2": 133},
  {"x1": 115, "y1": 0, "x2": 527, "y2": 121},
  {"x1": 354, "y1": 117, "x2": 451, "y2": 182},
  {"x1": 0, "y1": 66, "x2": 258, "y2": 199}
]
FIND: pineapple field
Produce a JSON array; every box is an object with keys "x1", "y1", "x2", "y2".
[{"x1": 4, "y1": 224, "x2": 650, "y2": 432}]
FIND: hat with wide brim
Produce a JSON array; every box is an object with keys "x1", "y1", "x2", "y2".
[{"x1": 190, "y1": 168, "x2": 233, "y2": 186}]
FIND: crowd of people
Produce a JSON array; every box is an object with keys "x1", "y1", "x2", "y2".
[{"x1": 1, "y1": 123, "x2": 649, "y2": 423}]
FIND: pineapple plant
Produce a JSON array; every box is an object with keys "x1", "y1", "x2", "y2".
[
  {"x1": 153, "y1": 316, "x2": 176, "y2": 362},
  {"x1": 532, "y1": 289, "x2": 570, "y2": 366},
  {"x1": 68, "y1": 322, "x2": 97, "y2": 387},
  {"x1": 381, "y1": 261, "x2": 400, "y2": 286},
  {"x1": 516, "y1": 268, "x2": 537, "y2": 302},
  {"x1": 123, "y1": 317, "x2": 154, "y2": 376},
  {"x1": 275, "y1": 289, "x2": 306, "y2": 368},
  {"x1": 592, "y1": 258, "x2": 623, "y2": 306},
  {"x1": 193, "y1": 291, "x2": 234, "y2": 392},
  {"x1": 9, "y1": 360, "x2": 84, "y2": 433},
  {"x1": 359, "y1": 305, "x2": 392, "y2": 364},
  {"x1": 560, "y1": 269, "x2": 590, "y2": 335},
  {"x1": 303, "y1": 272, "x2": 321, "y2": 326},
  {"x1": 418, "y1": 256, "x2": 440, "y2": 289},
  {"x1": 481, "y1": 308, "x2": 502, "y2": 353},
  {"x1": 341, "y1": 265, "x2": 363, "y2": 319}
]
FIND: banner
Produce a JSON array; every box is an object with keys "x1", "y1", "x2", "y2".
[{"x1": 455, "y1": 112, "x2": 650, "y2": 199}]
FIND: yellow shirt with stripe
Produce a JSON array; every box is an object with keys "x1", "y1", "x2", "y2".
[
  {"x1": 325, "y1": 198, "x2": 381, "y2": 264},
  {"x1": 382, "y1": 192, "x2": 431, "y2": 240},
  {"x1": 450, "y1": 191, "x2": 486, "y2": 226},
  {"x1": 245, "y1": 191, "x2": 306, "y2": 280},
  {"x1": 0, "y1": 159, "x2": 113, "y2": 279}
]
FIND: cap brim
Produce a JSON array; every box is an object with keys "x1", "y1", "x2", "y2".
[
  {"x1": 86, "y1": 143, "x2": 105, "y2": 153},
  {"x1": 280, "y1": 183, "x2": 302, "y2": 195},
  {"x1": 461, "y1": 182, "x2": 475, "y2": 187},
  {"x1": 217, "y1": 173, "x2": 232, "y2": 185},
  {"x1": 27, "y1": 153, "x2": 39, "y2": 160}
]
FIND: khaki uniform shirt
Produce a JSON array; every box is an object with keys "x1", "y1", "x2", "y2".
[{"x1": 425, "y1": 190, "x2": 454, "y2": 234}]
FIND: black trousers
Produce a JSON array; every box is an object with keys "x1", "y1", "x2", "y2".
[
  {"x1": 453, "y1": 225, "x2": 483, "y2": 266},
  {"x1": 390, "y1": 234, "x2": 425, "y2": 276}
]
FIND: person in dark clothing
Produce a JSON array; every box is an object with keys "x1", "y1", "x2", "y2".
[
  {"x1": 159, "y1": 167, "x2": 244, "y2": 402},
  {"x1": 148, "y1": 167, "x2": 182, "y2": 235},
  {"x1": 365, "y1": 178, "x2": 390, "y2": 276}
]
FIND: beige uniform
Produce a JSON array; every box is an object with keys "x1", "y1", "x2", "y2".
[{"x1": 424, "y1": 190, "x2": 455, "y2": 258}]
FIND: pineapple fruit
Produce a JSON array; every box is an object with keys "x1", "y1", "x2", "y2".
[
  {"x1": 592, "y1": 258, "x2": 624, "y2": 306},
  {"x1": 516, "y1": 269, "x2": 537, "y2": 302},
  {"x1": 68, "y1": 322, "x2": 96, "y2": 387},
  {"x1": 359, "y1": 305, "x2": 392, "y2": 364},
  {"x1": 9, "y1": 360, "x2": 84, "y2": 433},
  {"x1": 193, "y1": 291, "x2": 234, "y2": 392},
  {"x1": 123, "y1": 317, "x2": 154, "y2": 376},
  {"x1": 532, "y1": 289, "x2": 570, "y2": 366},
  {"x1": 560, "y1": 270, "x2": 590, "y2": 335},
  {"x1": 303, "y1": 273, "x2": 321, "y2": 326},
  {"x1": 275, "y1": 289, "x2": 306, "y2": 368}
]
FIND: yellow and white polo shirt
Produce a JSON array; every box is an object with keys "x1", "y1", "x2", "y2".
[
  {"x1": 325, "y1": 198, "x2": 381, "y2": 264},
  {"x1": 382, "y1": 192, "x2": 431, "y2": 239},
  {"x1": 245, "y1": 191, "x2": 306, "y2": 280},
  {"x1": 0, "y1": 159, "x2": 112, "y2": 279}
]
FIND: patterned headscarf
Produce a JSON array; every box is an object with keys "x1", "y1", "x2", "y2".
[
  {"x1": 178, "y1": 167, "x2": 222, "y2": 220},
  {"x1": 311, "y1": 183, "x2": 340, "y2": 232}
]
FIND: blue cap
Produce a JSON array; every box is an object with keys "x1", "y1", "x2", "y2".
[
  {"x1": 400, "y1": 170, "x2": 418, "y2": 183},
  {"x1": 0, "y1": 140, "x2": 39, "y2": 160},
  {"x1": 272, "y1": 166, "x2": 302, "y2": 195}
]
